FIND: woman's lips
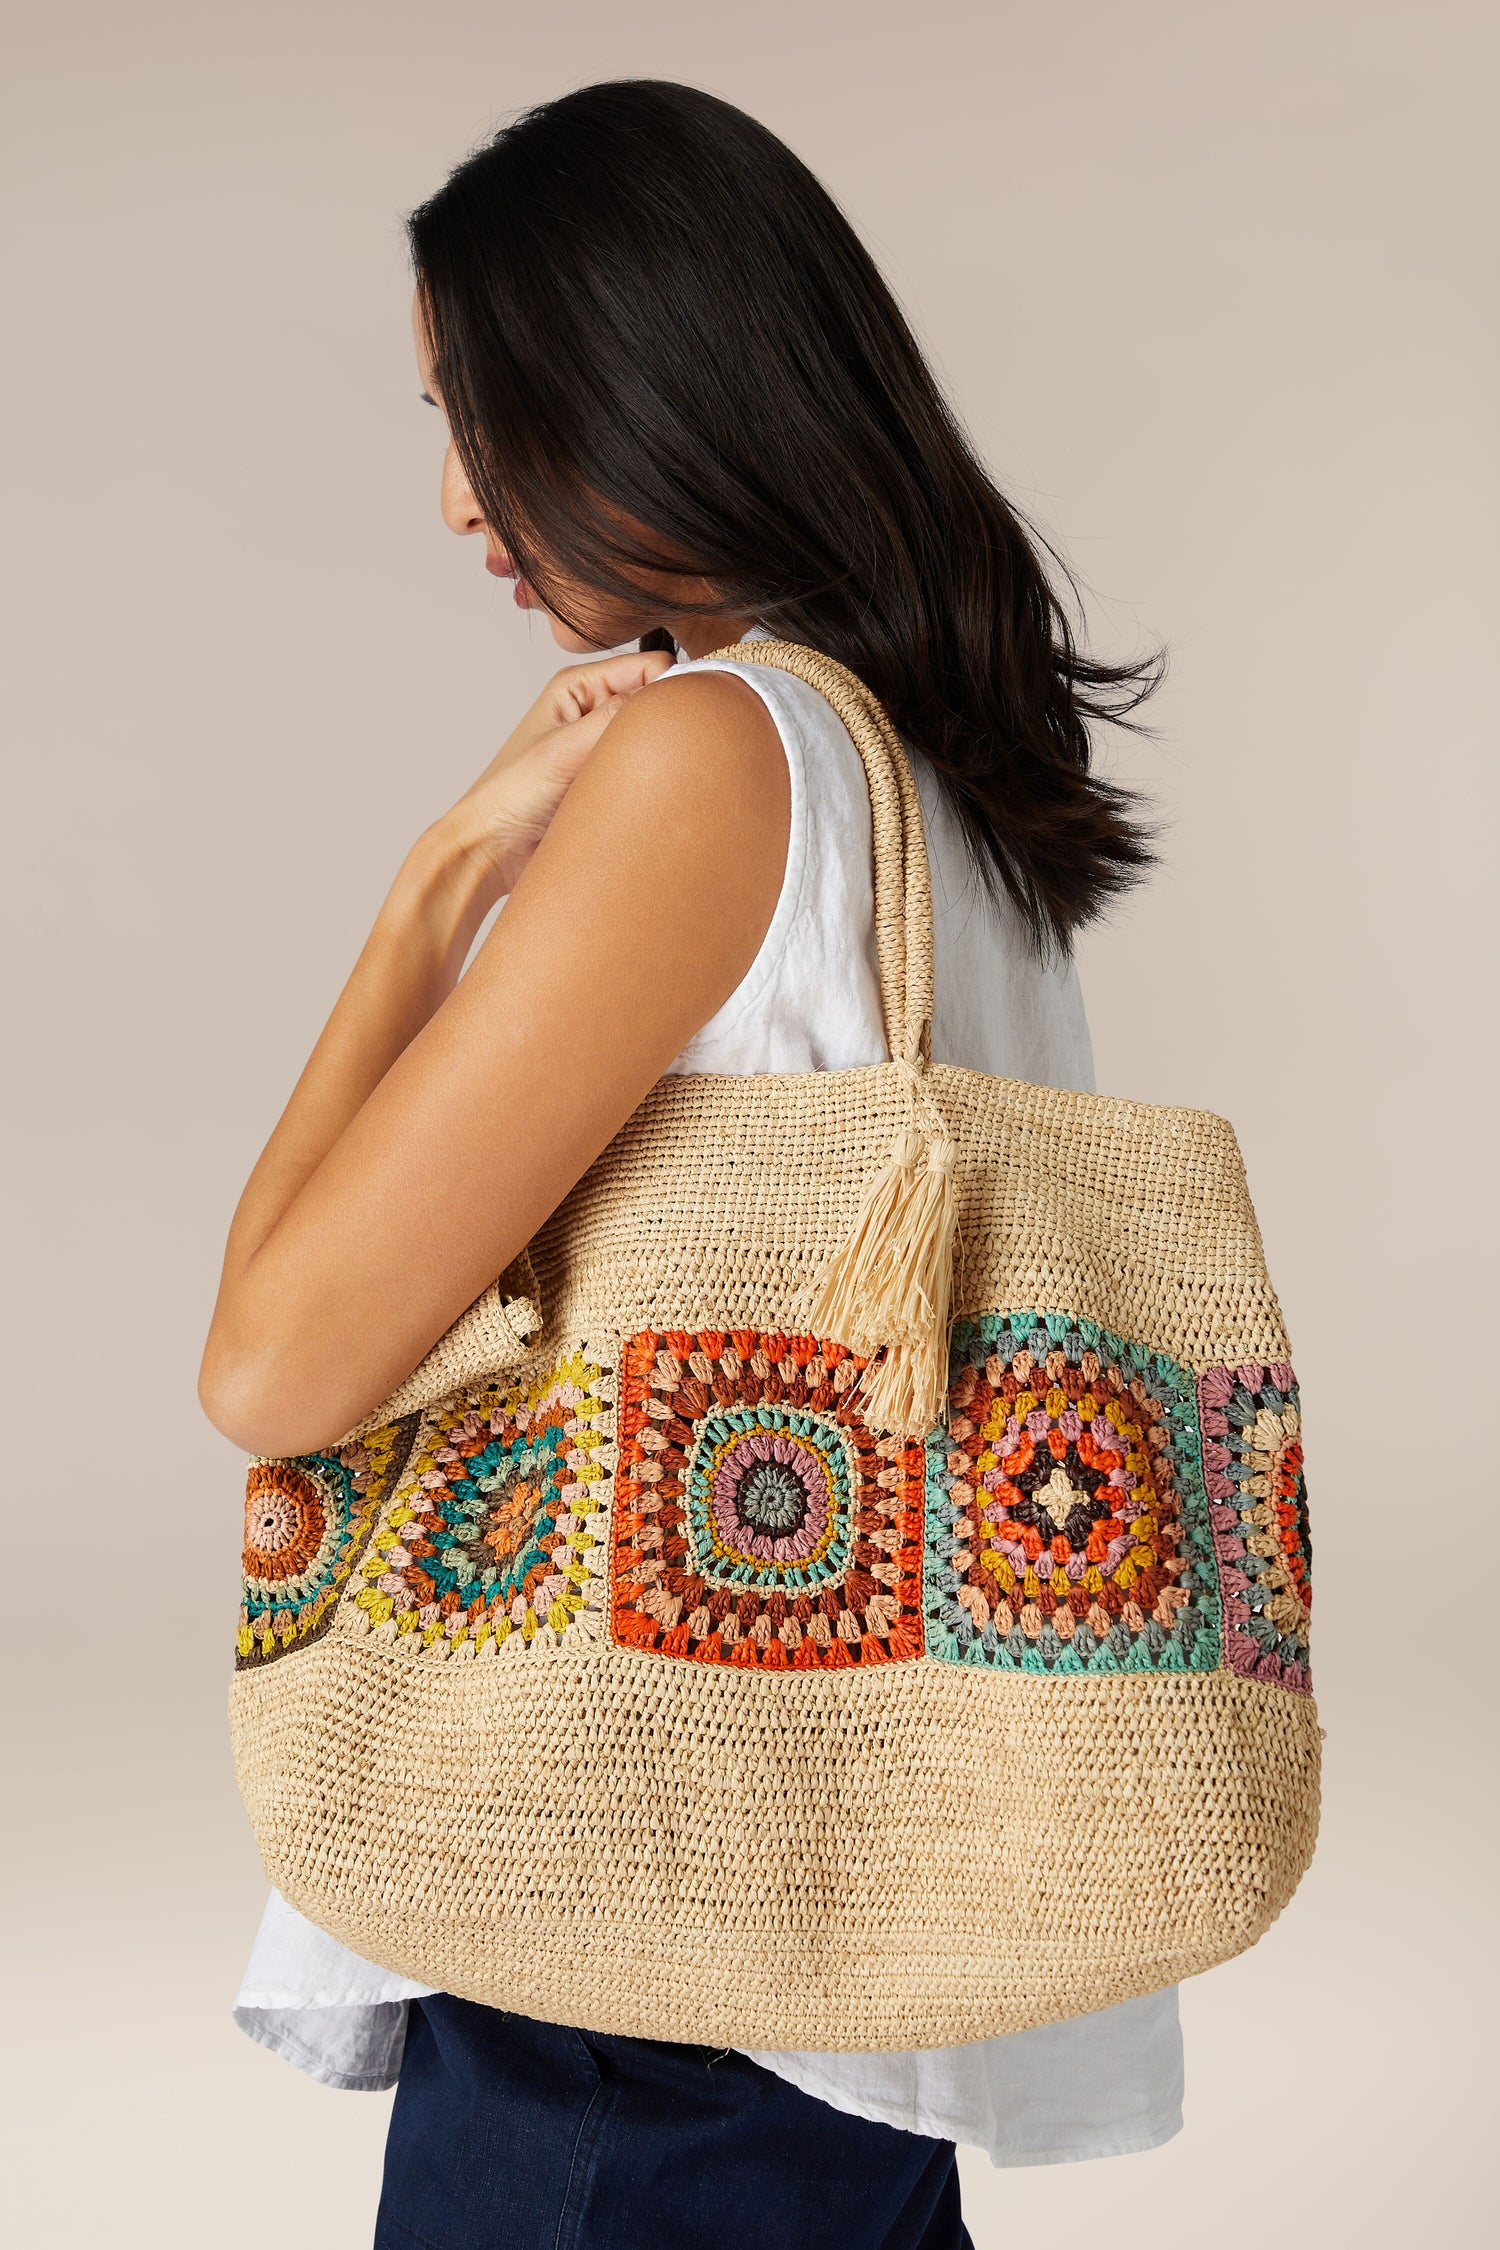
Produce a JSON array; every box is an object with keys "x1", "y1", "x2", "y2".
[{"x1": 485, "y1": 552, "x2": 532, "y2": 606}]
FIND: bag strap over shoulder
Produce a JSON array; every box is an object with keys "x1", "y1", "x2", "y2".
[
  {"x1": 705, "y1": 638, "x2": 936, "y2": 1068},
  {"x1": 706, "y1": 638, "x2": 954, "y2": 1437}
]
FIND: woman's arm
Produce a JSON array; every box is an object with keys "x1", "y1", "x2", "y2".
[
  {"x1": 198, "y1": 663, "x2": 789, "y2": 1458},
  {"x1": 203, "y1": 652, "x2": 672, "y2": 1298}
]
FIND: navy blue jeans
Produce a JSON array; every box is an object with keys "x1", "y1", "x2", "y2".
[{"x1": 375, "y1": 1996, "x2": 972, "y2": 2250}]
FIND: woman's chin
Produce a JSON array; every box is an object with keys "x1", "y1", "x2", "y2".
[
  {"x1": 548, "y1": 619, "x2": 601, "y2": 654},
  {"x1": 546, "y1": 613, "x2": 631, "y2": 656}
]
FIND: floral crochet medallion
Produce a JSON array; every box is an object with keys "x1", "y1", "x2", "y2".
[
  {"x1": 348, "y1": 1349, "x2": 614, "y2": 1658},
  {"x1": 1199, "y1": 1362, "x2": 1311, "y2": 1690},
  {"x1": 610, "y1": 1328, "x2": 925, "y2": 1667},
  {"x1": 238, "y1": 1415, "x2": 419, "y2": 1668},
  {"x1": 924, "y1": 1313, "x2": 1225, "y2": 1677}
]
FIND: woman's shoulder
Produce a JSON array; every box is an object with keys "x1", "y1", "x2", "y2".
[
  {"x1": 623, "y1": 656, "x2": 786, "y2": 763},
  {"x1": 657, "y1": 648, "x2": 874, "y2": 840},
  {"x1": 579, "y1": 661, "x2": 793, "y2": 850},
  {"x1": 652, "y1": 647, "x2": 888, "y2": 1075},
  {"x1": 661, "y1": 641, "x2": 849, "y2": 729},
  {"x1": 555, "y1": 662, "x2": 792, "y2": 948}
]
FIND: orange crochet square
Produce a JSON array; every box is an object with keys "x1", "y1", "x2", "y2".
[{"x1": 609, "y1": 1327, "x2": 925, "y2": 1668}]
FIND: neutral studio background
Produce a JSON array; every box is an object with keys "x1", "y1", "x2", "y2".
[{"x1": 3, "y1": 2, "x2": 1495, "y2": 2241}]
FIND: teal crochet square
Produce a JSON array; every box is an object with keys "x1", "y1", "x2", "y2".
[{"x1": 923, "y1": 1312, "x2": 1221, "y2": 1674}]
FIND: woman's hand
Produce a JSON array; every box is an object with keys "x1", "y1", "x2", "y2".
[{"x1": 423, "y1": 649, "x2": 674, "y2": 931}]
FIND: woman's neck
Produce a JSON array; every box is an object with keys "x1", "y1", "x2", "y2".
[{"x1": 669, "y1": 613, "x2": 760, "y2": 661}]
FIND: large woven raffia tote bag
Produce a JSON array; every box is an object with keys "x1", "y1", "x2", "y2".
[{"x1": 231, "y1": 639, "x2": 1321, "y2": 2052}]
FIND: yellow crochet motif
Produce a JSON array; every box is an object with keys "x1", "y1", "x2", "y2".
[
  {"x1": 351, "y1": 1348, "x2": 613, "y2": 1659},
  {"x1": 237, "y1": 1414, "x2": 420, "y2": 1669}
]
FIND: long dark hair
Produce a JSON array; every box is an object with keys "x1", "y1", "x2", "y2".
[{"x1": 409, "y1": 80, "x2": 1161, "y2": 955}]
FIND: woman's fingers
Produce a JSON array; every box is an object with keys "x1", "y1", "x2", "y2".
[
  {"x1": 544, "y1": 693, "x2": 627, "y2": 781},
  {"x1": 547, "y1": 649, "x2": 674, "y2": 724},
  {"x1": 502, "y1": 650, "x2": 675, "y2": 769}
]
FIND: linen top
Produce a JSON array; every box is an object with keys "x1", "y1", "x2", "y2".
[{"x1": 234, "y1": 631, "x2": 1185, "y2": 2166}]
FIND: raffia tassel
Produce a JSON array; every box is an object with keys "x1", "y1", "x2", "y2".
[{"x1": 809, "y1": 1128, "x2": 958, "y2": 1437}]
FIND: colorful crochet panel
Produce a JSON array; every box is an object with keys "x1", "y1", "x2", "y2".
[
  {"x1": 350, "y1": 1349, "x2": 613, "y2": 1657},
  {"x1": 1199, "y1": 1361, "x2": 1311, "y2": 1690},
  {"x1": 923, "y1": 1313, "x2": 1225, "y2": 1677},
  {"x1": 241, "y1": 1320, "x2": 1309, "y2": 1694},
  {"x1": 238, "y1": 1415, "x2": 419, "y2": 1668},
  {"x1": 610, "y1": 1327, "x2": 926, "y2": 1667}
]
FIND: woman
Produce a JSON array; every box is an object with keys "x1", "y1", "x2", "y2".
[{"x1": 206, "y1": 79, "x2": 1177, "y2": 2250}]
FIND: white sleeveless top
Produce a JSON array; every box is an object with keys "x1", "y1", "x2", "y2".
[{"x1": 234, "y1": 633, "x2": 1184, "y2": 2166}]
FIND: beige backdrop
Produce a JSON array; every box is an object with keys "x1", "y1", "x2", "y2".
[{"x1": 4, "y1": 1, "x2": 1494, "y2": 2242}]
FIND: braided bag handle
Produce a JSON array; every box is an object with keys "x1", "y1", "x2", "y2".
[
  {"x1": 706, "y1": 639, "x2": 936, "y2": 1067},
  {"x1": 705, "y1": 637, "x2": 954, "y2": 1435}
]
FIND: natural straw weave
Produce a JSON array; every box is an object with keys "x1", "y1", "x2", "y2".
[{"x1": 230, "y1": 642, "x2": 1321, "y2": 2051}]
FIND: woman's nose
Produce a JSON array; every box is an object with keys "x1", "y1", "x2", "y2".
[{"x1": 440, "y1": 441, "x2": 486, "y2": 536}]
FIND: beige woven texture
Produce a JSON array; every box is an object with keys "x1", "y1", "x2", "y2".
[
  {"x1": 231, "y1": 641, "x2": 1321, "y2": 2050},
  {"x1": 237, "y1": 1648, "x2": 1318, "y2": 2047}
]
